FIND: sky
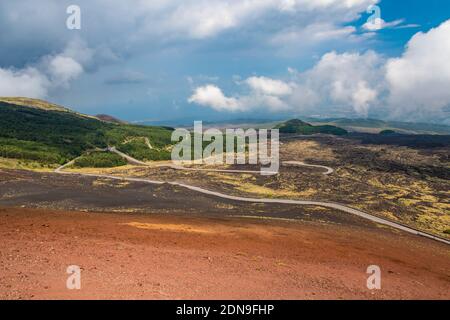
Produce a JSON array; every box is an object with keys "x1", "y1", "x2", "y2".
[{"x1": 0, "y1": 0, "x2": 450, "y2": 124}]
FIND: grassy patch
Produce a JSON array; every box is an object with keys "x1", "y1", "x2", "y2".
[{"x1": 117, "y1": 138, "x2": 171, "y2": 161}]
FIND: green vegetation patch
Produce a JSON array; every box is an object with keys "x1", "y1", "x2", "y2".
[
  {"x1": 0, "y1": 137, "x2": 66, "y2": 164},
  {"x1": 104, "y1": 125, "x2": 173, "y2": 149},
  {"x1": 118, "y1": 138, "x2": 171, "y2": 161},
  {"x1": 73, "y1": 152, "x2": 127, "y2": 168},
  {"x1": 0, "y1": 101, "x2": 174, "y2": 165}
]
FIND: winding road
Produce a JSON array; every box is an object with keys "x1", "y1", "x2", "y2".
[
  {"x1": 108, "y1": 146, "x2": 335, "y2": 175},
  {"x1": 282, "y1": 161, "x2": 334, "y2": 175},
  {"x1": 54, "y1": 151, "x2": 450, "y2": 246}
]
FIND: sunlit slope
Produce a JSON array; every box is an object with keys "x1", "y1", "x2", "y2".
[{"x1": 0, "y1": 97, "x2": 70, "y2": 112}]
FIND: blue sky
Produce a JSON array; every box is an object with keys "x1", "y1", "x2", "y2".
[{"x1": 0, "y1": 0, "x2": 449, "y2": 124}]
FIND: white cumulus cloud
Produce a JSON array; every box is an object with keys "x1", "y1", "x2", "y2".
[
  {"x1": 46, "y1": 56, "x2": 83, "y2": 87},
  {"x1": 188, "y1": 77, "x2": 294, "y2": 112},
  {"x1": 245, "y1": 76, "x2": 293, "y2": 96},
  {"x1": 0, "y1": 40, "x2": 91, "y2": 98},
  {"x1": 386, "y1": 20, "x2": 450, "y2": 121},
  {"x1": 304, "y1": 50, "x2": 383, "y2": 116},
  {"x1": 0, "y1": 67, "x2": 50, "y2": 98},
  {"x1": 188, "y1": 85, "x2": 241, "y2": 111}
]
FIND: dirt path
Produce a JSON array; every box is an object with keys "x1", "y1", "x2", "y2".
[
  {"x1": 0, "y1": 207, "x2": 448, "y2": 300},
  {"x1": 144, "y1": 137, "x2": 153, "y2": 150}
]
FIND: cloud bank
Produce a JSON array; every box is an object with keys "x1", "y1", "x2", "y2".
[
  {"x1": 1, "y1": 0, "x2": 447, "y2": 123},
  {"x1": 190, "y1": 19, "x2": 450, "y2": 122},
  {"x1": 0, "y1": 0, "x2": 378, "y2": 101}
]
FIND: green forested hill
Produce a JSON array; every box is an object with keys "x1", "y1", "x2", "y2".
[
  {"x1": 276, "y1": 119, "x2": 348, "y2": 136},
  {"x1": 0, "y1": 99, "x2": 174, "y2": 165}
]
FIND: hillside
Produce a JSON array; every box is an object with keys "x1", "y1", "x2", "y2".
[
  {"x1": 0, "y1": 98, "x2": 174, "y2": 166},
  {"x1": 276, "y1": 119, "x2": 348, "y2": 136}
]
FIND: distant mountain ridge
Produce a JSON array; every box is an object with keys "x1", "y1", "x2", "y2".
[
  {"x1": 138, "y1": 116, "x2": 450, "y2": 135},
  {"x1": 305, "y1": 117, "x2": 450, "y2": 135}
]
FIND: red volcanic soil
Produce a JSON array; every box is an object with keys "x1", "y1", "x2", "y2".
[{"x1": 0, "y1": 207, "x2": 448, "y2": 300}]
